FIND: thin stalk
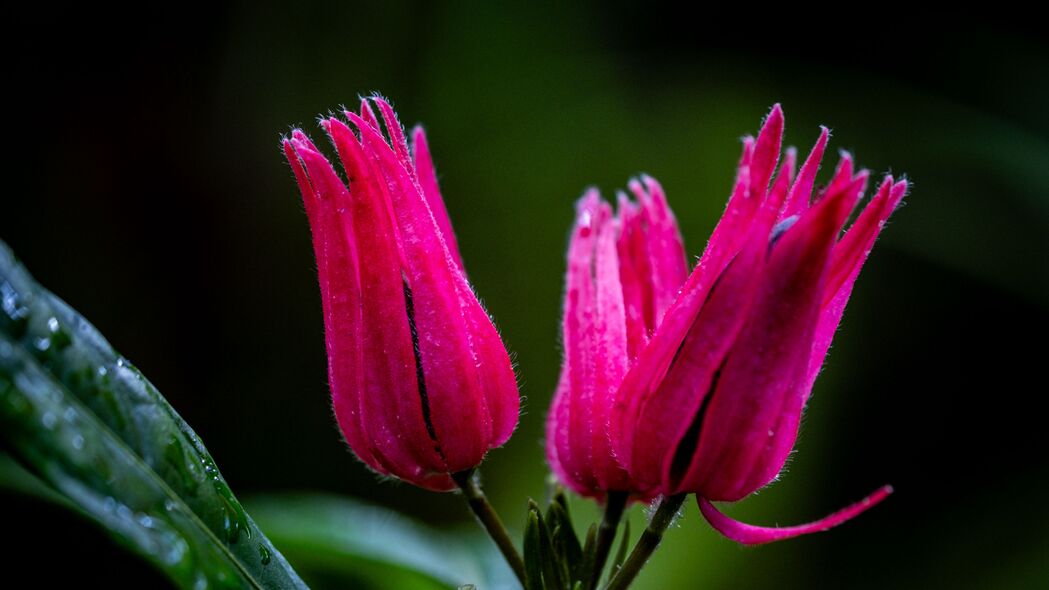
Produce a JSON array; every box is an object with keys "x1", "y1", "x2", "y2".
[
  {"x1": 452, "y1": 469, "x2": 527, "y2": 586},
  {"x1": 587, "y1": 491, "x2": 629, "y2": 590},
  {"x1": 604, "y1": 493, "x2": 687, "y2": 590}
]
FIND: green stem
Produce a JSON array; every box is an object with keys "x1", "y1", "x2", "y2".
[
  {"x1": 587, "y1": 491, "x2": 629, "y2": 590},
  {"x1": 604, "y1": 494, "x2": 687, "y2": 590},
  {"x1": 452, "y1": 469, "x2": 527, "y2": 586}
]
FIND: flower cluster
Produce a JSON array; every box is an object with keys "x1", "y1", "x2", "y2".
[{"x1": 284, "y1": 99, "x2": 904, "y2": 550}]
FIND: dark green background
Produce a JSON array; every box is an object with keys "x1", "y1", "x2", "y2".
[{"x1": 4, "y1": 4, "x2": 1047, "y2": 588}]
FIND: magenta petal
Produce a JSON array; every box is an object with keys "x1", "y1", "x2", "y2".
[
  {"x1": 629, "y1": 176, "x2": 689, "y2": 331},
  {"x1": 749, "y1": 104, "x2": 785, "y2": 199},
  {"x1": 555, "y1": 191, "x2": 603, "y2": 493},
  {"x1": 616, "y1": 194, "x2": 649, "y2": 360},
  {"x1": 283, "y1": 138, "x2": 381, "y2": 476},
  {"x1": 610, "y1": 139, "x2": 764, "y2": 478},
  {"x1": 411, "y1": 125, "x2": 465, "y2": 271},
  {"x1": 768, "y1": 147, "x2": 797, "y2": 216},
  {"x1": 353, "y1": 116, "x2": 495, "y2": 471},
  {"x1": 697, "y1": 486, "x2": 893, "y2": 545},
  {"x1": 801, "y1": 177, "x2": 907, "y2": 397},
  {"x1": 358, "y1": 97, "x2": 382, "y2": 133},
  {"x1": 591, "y1": 209, "x2": 633, "y2": 490},
  {"x1": 781, "y1": 126, "x2": 829, "y2": 219},
  {"x1": 293, "y1": 126, "x2": 449, "y2": 487},
  {"x1": 631, "y1": 224, "x2": 768, "y2": 491},
  {"x1": 371, "y1": 96, "x2": 413, "y2": 167},
  {"x1": 688, "y1": 177, "x2": 859, "y2": 501}
]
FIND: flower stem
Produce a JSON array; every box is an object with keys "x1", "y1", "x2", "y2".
[
  {"x1": 452, "y1": 469, "x2": 527, "y2": 586},
  {"x1": 587, "y1": 491, "x2": 629, "y2": 590},
  {"x1": 604, "y1": 493, "x2": 687, "y2": 590}
]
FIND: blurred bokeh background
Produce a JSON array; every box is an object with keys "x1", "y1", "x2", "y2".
[{"x1": 3, "y1": 4, "x2": 1047, "y2": 588}]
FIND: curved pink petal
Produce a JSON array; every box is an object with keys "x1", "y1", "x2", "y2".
[
  {"x1": 802, "y1": 177, "x2": 907, "y2": 398},
  {"x1": 615, "y1": 193, "x2": 649, "y2": 360},
  {"x1": 749, "y1": 104, "x2": 785, "y2": 200},
  {"x1": 351, "y1": 113, "x2": 494, "y2": 471},
  {"x1": 283, "y1": 138, "x2": 380, "y2": 476},
  {"x1": 291, "y1": 126, "x2": 449, "y2": 487},
  {"x1": 781, "y1": 126, "x2": 829, "y2": 219},
  {"x1": 687, "y1": 175, "x2": 860, "y2": 501},
  {"x1": 411, "y1": 125, "x2": 464, "y2": 271},
  {"x1": 697, "y1": 486, "x2": 893, "y2": 545},
  {"x1": 591, "y1": 209, "x2": 634, "y2": 490},
  {"x1": 769, "y1": 147, "x2": 797, "y2": 216},
  {"x1": 553, "y1": 191, "x2": 602, "y2": 493},
  {"x1": 610, "y1": 138, "x2": 760, "y2": 475},
  {"x1": 630, "y1": 221, "x2": 769, "y2": 491},
  {"x1": 628, "y1": 176, "x2": 689, "y2": 331}
]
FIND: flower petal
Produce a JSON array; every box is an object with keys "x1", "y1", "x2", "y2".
[
  {"x1": 553, "y1": 190, "x2": 603, "y2": 493},
  {"x1": 611, "y1": 137, "x2": 764, "y2": 477},
  {"x1": 780, "y1": 126, "x2": 829, "y2": 219},
  {"x1": 749, "y1": 104, "x2": 785, "y2": 200},
  {"x1": 293, "y1": 126, "x2": 450, "y2": 487},
  {"x1": 591, "y1": 207, "x2": 634, "y2": 490},
  {"x1": 801, "y1": 177, "x2": 907, "y2": 397},
  {"x1": 697, "y1": 486, "x2": 893, "y2": 545},
  {"x1": 411, "y1": 125, "x2": 465, "y2": 271},
  {"x1": 628, "y1": 176, "x2": 690, "y2": 331},
  {"x1": 687, "y1": 174, "x2": 860, "y2": 501},
  {"x1": 351, "y1": 113, "x2": 495, "y2": 472},
  {"x1": 283, "y1": 137, "x2": 380, "y2": 476},
  {"x1": 631, "y1": 220, "x2": 769, "y2": 491}
]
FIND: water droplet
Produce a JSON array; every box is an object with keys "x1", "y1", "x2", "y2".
[
  {"x1": 71, "y1": 434, "x2": 84, "y2": 450},
  {"x1": 63, "y1": 407, "x2": 77, "y2": 422},
  {"x1": 34, "y1": 337, "x2": 51, "y2": 351},
  {"x1": 767, "y1": 429, "x2": 775, "y2": 437},
  {"x1": 258, "y1": 545, "x2": 272, "y2": 566},
  {"x1": 47, "y1": 317, "x2": 59, "y2": 333},
  {"x1": 41, "y1": 412, "x2": 57, "y2": 429},
  {"x1": 97, "y1": 365, "x2": 108, "y2": 377}
]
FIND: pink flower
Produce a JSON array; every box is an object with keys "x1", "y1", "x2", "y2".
[
  {"x1": 546, "y1": 180, "x2": 689, "y2": 499},
  {"x1": 282, "y1": 98, "x2": 519, "y2": 492},
  {"x1": 602, "y1": 105, "x2": 906, "y2": 543}
]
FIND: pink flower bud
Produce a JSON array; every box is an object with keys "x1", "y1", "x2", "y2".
[
  {"x1": 545, "y1": 180, "x2": 689, "y2": 500},
  {"x1": 599, "y1": 105, "x2": 904, "y2": 542},
  {"x1": 283, "y1": 97, "x2": 519, "y2": 491}
]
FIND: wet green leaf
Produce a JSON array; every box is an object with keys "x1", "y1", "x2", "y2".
[
  {"x1": 0, "y1": 240, "x2": 307, "y2": 589},
  {"x1": 246, "y1": 493, "x2": 495, "y2": 590}
]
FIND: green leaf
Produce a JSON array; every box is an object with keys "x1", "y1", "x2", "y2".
[
  {"x1": 544, "y1": 499, "x2": 581, "y2": 584},
  {"x1": 524, "y1": 505, "x2": 546, "y2": 590},
  {"x1": 245, "y1": 493, "x2": 494, "y2": 590},
  {"x1": 0, "y1": 240, "x2": 306, "y2": 589},
  {"x1": 578, "y1": 523, "x2": 597, "y2": 586},
  {"x1": 534, "y1": 501, "x2": 566, "y2": 590},
  {"x1": 610, "y1": 520, "x2": 630, "y2": 580}
]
